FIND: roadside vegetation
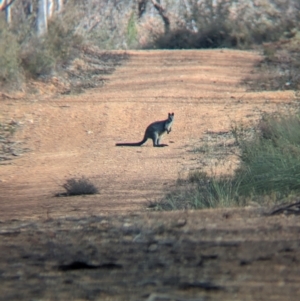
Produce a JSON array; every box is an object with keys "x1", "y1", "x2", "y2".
[
  {"x1": 245, "y1": 35, "x2": 300, "y2": 92},
  {"x1": 0, "y1": 0, "x2": 300, "y2": 92},
  {"x1": 0, "y1": 119, "x2": 26, "y2": 163},
  {"x1": 151, "y1": 110, "x2": 300, "y2": 210},
  {"x1": 0, "y1": 0, "x2": 129, "y2": 93}
]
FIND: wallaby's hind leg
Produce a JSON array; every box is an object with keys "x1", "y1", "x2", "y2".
[
  {"x1": 152, "y1": 133, "x2": 168, "y2": 147},
  {"x1": 151, "y1": 132, "x2": 158, "y2": 147}
]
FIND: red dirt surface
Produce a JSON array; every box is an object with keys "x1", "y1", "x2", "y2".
[
  {"x1": 0, "y1": 49, "x2": 295, "y2": 220},
  {"x1": 0, "y1": 50, "x2": 299, "y2": 301}
]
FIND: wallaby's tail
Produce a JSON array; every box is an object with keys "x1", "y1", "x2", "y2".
[
  {"x1": 115, "y1": 136, "x2": 147, "y2": 147},
  {"x1": 115, "y1": 142, "x2": 143, "y2": 146}
]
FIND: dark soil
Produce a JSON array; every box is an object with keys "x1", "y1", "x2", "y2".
[{"x1": 1, "y1": 209, "x2": 300, "y2": 301}]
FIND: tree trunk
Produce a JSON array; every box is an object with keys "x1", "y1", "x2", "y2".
[
  {"x1": 0, "y1": 0, "x2": 16, "y2": 24},
  {"x1": 24, "y1": 0, "x2": 33, "y2": 17},
  {"x1": 5, "y1": 0, "x2": 12, "y2": 24},
  {"x1": 37, "y1": 0, "x2": 48, "y2": 36},
  {"x1": 47, "y1": 0, "x2": 54, "y2": 18},
  {"x1": 55, "y1": 0, "x2": 63, "y2": 13},
  {"x1": 138, "y1": 0, "x2": 148, "y2": 18}
]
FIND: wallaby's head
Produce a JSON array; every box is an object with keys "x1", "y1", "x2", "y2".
[{"x1": 168, "y1": 112, "x2": 174, "y2": 122}]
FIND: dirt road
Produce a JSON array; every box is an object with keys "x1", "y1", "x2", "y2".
[
  {"x1": 0, "y1": 49, "x2": 295, "y2": 220},
  {"x1": 0, "y1": 50, "x2": 299, "y2": 301}
]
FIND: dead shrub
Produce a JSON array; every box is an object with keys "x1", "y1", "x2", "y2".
[{"x1": 59, "y1": 177, "x2": 99, "y2": 196}]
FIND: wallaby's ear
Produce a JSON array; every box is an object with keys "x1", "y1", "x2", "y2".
[{"x1": 171, "y1": 112, "x2": 174, "y2": 116}]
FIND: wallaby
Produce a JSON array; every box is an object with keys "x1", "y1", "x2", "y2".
[{"x1": 116, "y1": 112, "x2": 174, "y2": 147}]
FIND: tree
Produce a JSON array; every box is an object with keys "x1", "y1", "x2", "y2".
[
  {"x1": 138, "y1": 0, "x2": 170, "y2": 33},
  {"x1": 0, "y1": 0, "x2": 16, "y2": 11},
  {"x1": 55, "y1": 0, "x2": 63, "y2": 13},
  {"x1": 37, "y1": 0, "x2": 47, "y2": 36},
  {"x1": 0, "y1": 0, "x2": 16, "y2": 24},
  {"x1": 150, "y1": 0, "x2": 170, "y2": 33},
  {"x1": 47, "y1": 0, "x2": 54, "y2": 18}
]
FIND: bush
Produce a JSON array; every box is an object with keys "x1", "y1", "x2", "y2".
[
  {"x1": 20, "y1": 15, "x2": 83, "y2": 78},
  {"x1": 235, "y1": 112, "x2": 300, "y2": 197},
  {"x1": 148, "y1": 26, "x2": 234, "y2": 49},
  {"x1": 154, "y1": 111, "x2": 300, "y2": 210},
  {"x1": 0, "y1": 19, "x2": 21, "y2": 86},
  {"x1": 60, "y1": 177, "x2": 99, "y2": 196},
  {"x1": 21, "y1": 38, "x2": 55, "y2": 78},
  {"x1": 46, "y1": 15, "x2": 83, "y2": 66},
  {"x1": 0, "y1": 1, "x2": 84, "y2": 85},
  {"x1": 150, "y1": 172, "x2": 239, "y2": 211}
]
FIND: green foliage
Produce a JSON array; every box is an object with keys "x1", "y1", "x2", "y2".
[
  {"x1": 236, "y1": 112, "x2": 300, "y2": 197},
  {"x1": 0, "y1": 19, "x2": 21, "y2": 84},
  {"x1": 21, "y1": 38, "x2": 55, "y2": 78},
  {"x1": 126, "y1": 12, "x2": 138, "y2": 48},
  {"x1": 151, "y1": 171, "x2": 240, "y2": 211}
]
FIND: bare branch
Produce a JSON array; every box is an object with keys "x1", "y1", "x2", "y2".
[
  {"x1": 138, "y1": 0, "x2": 148, "y2": 18},
  {"x1": 150, "y1": 0, "x2": 170, "y2": 33}
]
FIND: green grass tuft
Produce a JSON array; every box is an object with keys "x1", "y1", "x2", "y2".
[{"x1": 235, "y1": 112, "x2": 300, "y2": 198}]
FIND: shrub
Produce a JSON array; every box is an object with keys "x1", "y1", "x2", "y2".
[
  {"x1": 235, "y1": 112, "x2": 300, "y2": 197},
  {"x1": 153, "y1": 172, "x2": 240, "y2": 211},
  {"x1": 20, "y1": 38, "x2": 55, "y2": 78},
  {"x1": 61, "y1": 177, "x2": 99, "y2": 196},
  {"x1": 20, "y1": 14, "x2": 83, "y2": 78},
  {"x1": 148, "y1": 26, "x2": 234, "y2": 49},
  {"x1": 46, "y1": 15, "x2": 83, "y2": 67},
  {"x1": 0, "y1": 19, "x2": 21, "y2": 86}
]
